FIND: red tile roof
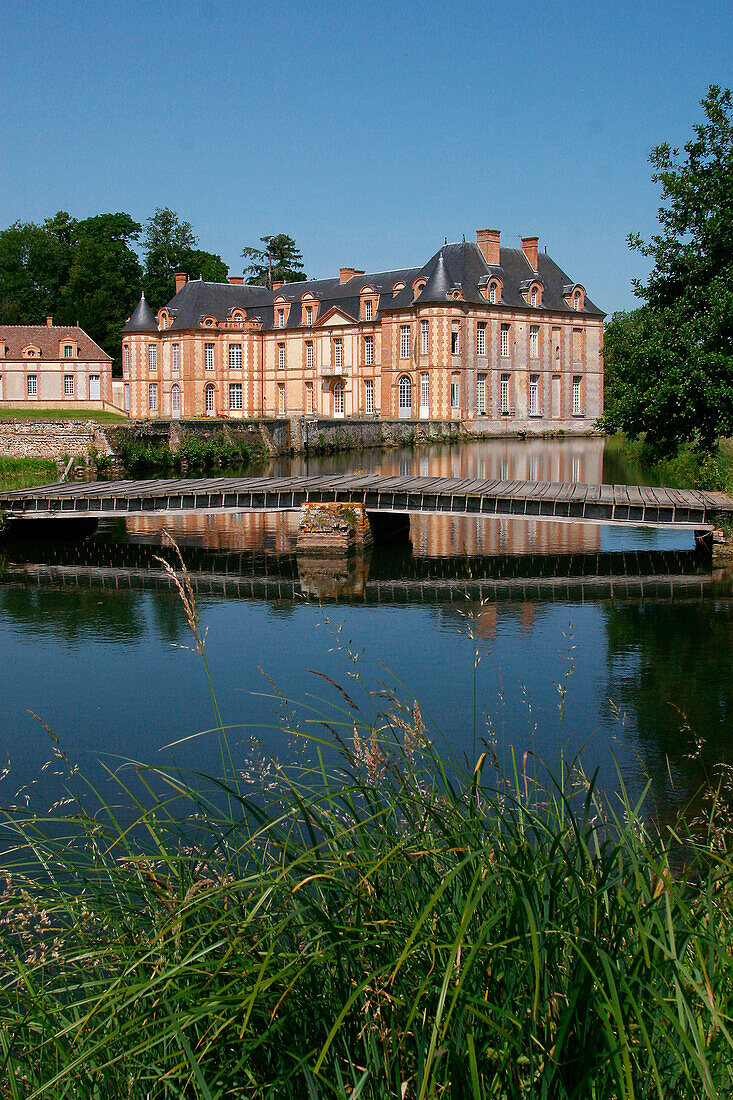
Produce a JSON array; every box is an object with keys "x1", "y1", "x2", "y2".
[{"x1": 0, "y1": 325, "x2": 112, "y2": 361}]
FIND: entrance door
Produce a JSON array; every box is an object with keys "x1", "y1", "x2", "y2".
[
  {"x1": 398, "y1": 375, "x2": 412, "y2": 419},
  {"x1": 171, "y1": 384, "x2": 181, "y2": 419},
  {"x1": 89, "y1": 374, "x2": 100, "y2": 401},
  {"x1": 333, "y1": 382, "x2": 344, "y2": 419},
  {"x1": 205, "y1": 385, "x2": 215, "y2": 416},
  {"x1": 552, "y1": 375, "x2": 561, "y2": 419}
]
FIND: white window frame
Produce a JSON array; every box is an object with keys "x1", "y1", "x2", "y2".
[
  {"x1": 124, "y1": 383, "x2": 130, "y2": 411},
  {"x1": 172, "y1": 343, "x2": 180, "y2": 372},
  {"x1": 574, "y1": 291, "x2": 581, "y2": 311},
  {"x1": 334, "y1": 338, "x2": 342, "y2": 368},
  {"x1": 205, "y1": 384, "x2": 215, "y2": 415},
  {"x1": 333, "y1": 381, "x2": 344, "y2": 417},
  {"x1": 529, "y1": 374, "x2": 539, "y2": 415},
  {"x1": 531, "y1": 286, "x2": 538, "y2": 307},
  {"x1": 277, "y1": 309, "x2": 285, "y2": 328},
  {"x1": 306, "y1": 341, "x2": 313, "y2": 370},
  {"x1": 149, "y1": 383, "x2": 158, "y2": 411},
  {"x1": 500, "y1": 324, "x2": 510, "y2": 357},
  {"x1": 306, "y1": 381, "x2": 314, "y2": 414},
  {"x1": 123, "y1": 344, "x2": 129, "y2": 375},
  {"x1": 420, "y1": 371, "x2": 429, "y2": 416},
  {"x1": 421, "y1": 319, "x2": 429, "y2": 355},
  {"x1": 64, "y1": 344, "x2": 73, "y2": 358},
  {"x1": 278, "y1": 343, "x2": 285, "y2": 369},
  {"x1": 398, "y1": 374, "x2": 412, "y2": 417},
  {"x1": 306, "y1": 305, "x2": 313, "y2": 326},
  {"x1": 229, "y1": 343, "x2": 242, "y2": 370},
  {"x1": 171, "y1": 383, "x2": 181, "y2": 417},
  {"x1": 489, "y1": 283, "x2": 496, "y2": 304},
  {"x1": 205, "y1": 343, "x2": 214, "y2": 371},
  {"x1": 26, "y1": 374, "x2": 37, "y2": 396},
  {"x1": 64, "y1": 374, "x2": 74, "y2": 395},
  {"x1": 530, "y1": 325, "x2": 539, "y2": 359},
  {"x1": 364, "y1": 335, "x2": 374, "y2": 366},
  {"x1": 476, "y1": 322, "x2": 486, "y2": 357},
  {"x1": 400, "y1": 325, "x2": 410, "y2": 360},
  {"x1": 365, "y1": 378, "x2": 374, "y2": 415},
  {"x1": 148, "y1": 344, "x2": 157, "y2": 371},
  {"x1": 451, "y1": 330, "x2": 460, "y2": 355},
  {"x1": 500, "y1": 373, "x2": 510, "y2": 414},
  {"x1": 278, "y1": 382, "x2": 285, "y2": 415},
  {"x1": 364, "y1": 299, "x2": 373, "y2": 322},
  {"x1": 573, "y1": 376, "x2": 582, "y2": 415},
  {"x1": 450, "y1": 379, "x2": 459, "y2": 408},
  {"x1": 477, "y1": 374, "x2": 486, "y2": 415},
  {"x1": 229, "y1": 382, "x2": 243, "y2": 410}
]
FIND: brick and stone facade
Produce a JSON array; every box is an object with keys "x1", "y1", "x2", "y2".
[
  {"x1": 0, "y1": 319, "x2": 115, "y2": 408},
  {"x1": 121, "y1": 229, "x2": 604, "y2": 431}
]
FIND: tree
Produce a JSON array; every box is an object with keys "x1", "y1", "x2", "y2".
[
  {"x1": 242, "y1": 234, "x2": 306, "y2": 288},
  {"x1": 602, "y1": 85, "x2": 733, "y2": 456},
  {"x1": 60, "y1": 213, "x2": 143, "y2": 368},
  {"x1": 0, "y1": 215, "x2": 72, "y2": 323},
  {"x1": 142, "y1": 208, "x2": 228, "y2": 309}
]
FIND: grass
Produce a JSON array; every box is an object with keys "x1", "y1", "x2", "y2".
[
  {"x1": 605, "y1": 433, "x2": 733, "y2": 493},
  {"x1": 0, "y1": 408, "x2": 126, "y2": 424},
  {"x1": 0, "y1": 457, "x2": 58, "y2": 492},
  {"x1": 1, "y1": 548, "x2": 733, "y2": 1097}
]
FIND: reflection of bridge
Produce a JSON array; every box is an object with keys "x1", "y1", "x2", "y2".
[
  {"x1": 2, "y1": 474, "x2": 732, "y2": 529},
  {"x1": 1, "y1": 541, "x2": 724, "y2": 605}
]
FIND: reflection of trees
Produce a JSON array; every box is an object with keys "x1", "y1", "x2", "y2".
[
  {"x1": 0, "y1": 585, "x2": 148, "y2": 643},
  {"x1": 603, "y1": 591, "x2": 733, "y2": 809}
]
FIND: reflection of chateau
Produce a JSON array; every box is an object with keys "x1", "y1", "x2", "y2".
[
  {"x1": 121, "y1": 231, "x2": 603, "y2": 430},
  {"x1": 126, "y1": 439, "x2": 603, "y2": 558}
]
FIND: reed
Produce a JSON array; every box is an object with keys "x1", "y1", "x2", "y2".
[{"x1": 1, "y1": 550, "x2": 732, "y2": 1098}]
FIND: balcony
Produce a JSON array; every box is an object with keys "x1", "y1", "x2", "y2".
[{"x1": 321, "y1": 362, "x2": 350, "y2": 377}]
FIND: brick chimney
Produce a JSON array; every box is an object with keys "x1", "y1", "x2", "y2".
[
  {"x1": 228, "y1": 276, "x2": 244, "y2": 285},
  {"x1": 339, "y1": 267, "x2": 365, "y2": 284},
  {"x1": 521, "y1": 237, "x2": 539, "y2": 271},
  {"x1": 46, "y1": 315, "x2": 53, "y2": 327},
  {"x1": 476, "y1": 229, "x2": 501, "y2": 267},
  {"x1": 272, "y1": 280, "x2": 284, "y2": 290},
  {"x1": 175, "y1": 272, "x2": 187, "y2": 293}
]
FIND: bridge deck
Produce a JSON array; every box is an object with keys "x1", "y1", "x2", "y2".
[{"x1": 2, "y1": 474, "x2": 732, "y2": 528}]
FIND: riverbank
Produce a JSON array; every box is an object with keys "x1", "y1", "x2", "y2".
[
  {"x1": 0, "y1": 456, "x2": 58, "y2": 492},
  {"x1": 605, "y1": 433, "x2": 733, "y2": 492}
]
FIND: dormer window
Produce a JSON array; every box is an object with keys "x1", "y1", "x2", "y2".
[
  {"x1": 204, "y1": 317, "x2": 215, "y2": 327},
  {"x1": 364, "y1": 300, "x2": 372, "y2": 322},
  {"x1": 277, "y1": 309, "x2": 285, "y2": 328},
  {"x1": 392, "y1": 281, "x2": 405, "y2": 297},
  {"x1": 489, "y1": 284, "x2": 496, "y2": 304},
  {"x1": 232, "y1": 311, "x2": 244, "y2": 326},
  {"x1": 412, "y1": 279, "x2": 426, "y2": 301},
  {"x1": 574, "y1": 291, "x2": 581, "y2": 310},
  {"x1": 306, "y1": 305, "x2": 313, "y2": 325},
  {"x1": 531, "y1": 287, "x2": 537, "y2": 307},
  {"x1": 64, "y1": 344, "x2": 73, "y2": 358}
]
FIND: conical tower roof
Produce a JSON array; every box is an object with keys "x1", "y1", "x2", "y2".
[
  {"x1": 122, "y1": 293, "x2": 158, "y2": 333},
  {"x1": 417, "y1": 251, "x2": 451, "y2": 304}
]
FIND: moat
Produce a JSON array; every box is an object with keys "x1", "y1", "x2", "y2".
[{"x1": 2, "y1": 436, "x2": 731, "y2": 820}]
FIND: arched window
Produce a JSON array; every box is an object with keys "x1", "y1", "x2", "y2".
[
  {"x1": 574, "y1": 291, "x2": 581, "y2": 310},
  {"x1": 333, "y1": 381, "x2": 344, "y2": 418},
  {"x1": 205, "y1": 383, "x2": 215, "y2": 416},
  {"x1": 489, "y1": 283, "x2": 497, "y2": 304},
  {"x1": 398, "y1": 374, "x2": 412, "y2": 418},
  {"x1": 531, "y1": 287, "x2": 537, "y2": 307},
  {"x1": 171, "y1": 384, "x2": 181, "y2": 418}
]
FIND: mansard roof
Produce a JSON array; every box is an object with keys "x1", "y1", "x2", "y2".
[
  {"x1": 159, "y1": 241, "x2": 603, "y2": 331},
  {"x1": 0, "y1": 324, "x2": 111, "y2": 360},
  {"x1": 122, "y1": 293, "x2": 158, "y2": 333}
]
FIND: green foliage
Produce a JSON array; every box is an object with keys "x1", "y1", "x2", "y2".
[
  {"x1": 114, "y1": 430, "x2": 266, "y2": 475},
  {"x1": 242, "y1": 233, "x2": 307, "y2": 288},
  {"x1": 142, "y1": 208, "x2": 229, "y2": 310},
  {"x1": 0, "y1": 214, "x2": 72, "y2": 324},
  {"x1": 602, "y1": 85, "x2": 733, "y2": 457},
  {"x1": 606, "y1": 432, "x2": 733, "y2": 492},
  {"x1": 0, "y1": 457, "x2": 57, "y2": 492}
]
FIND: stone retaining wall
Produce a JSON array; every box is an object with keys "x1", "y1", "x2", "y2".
[
  {"x1": 107, "y1": 418, "x2": 291, "y2": 457},
  {"x1": 0, "y1": 419, "x2": 115, "y2": 461}
]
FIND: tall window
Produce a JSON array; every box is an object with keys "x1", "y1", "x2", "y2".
[
  {"x1": 489, "y1": 283, "x2": 496, "y2": 304},
  {"x1": 229, "y1": 383, "x2": 242, "y2": 410},
  {"x1": 365, "y1": 300, "x2": 373, "y2": 321},
  {"x1": 421, "y1": 319, "x2": 429, "y2": 355},
  {"x1": 64, "y1": 344, "x2": 73, "y2": 358},
  {"x1": 364, "y1": 335, "x2": 374, "y2": 365},
  {"x1": 573, "y1": 376, "x2": 582, "y2": 415},
  {"x1": 400, "y1": 325, "x2": 410, "y2": 359},
  {"x1": 477, "y1": 374, "x2": 486, "y2": 415},
  {"x1": 306, "y1": 341, "x2": 313, "y2": 370},
  {"x1": 229, "y1": 343, "x2": 242, "y2": 369},
  {"x1": 277, "y1": 309, "x2": 285, "y2": 328},
  {"x1": 123, "y1": 345, "x2": 129, "y2": 374},
  {"x1": 148, "y1": 344, "x2": 157, "y2": 371},
  {"x1": 205, "y1": 384, "x2": 215, "y2": 415},
  {"x1": 420, "y1": 371, "x2": 429, "y2": 411},
  {"x1": 574, "y1": 291, "x2": 581, "y2": 311},
  {"x1": 333, "y1": 382, "x2": 344, "y2": 416},
  {"x1": 149, "y1": 383, "x2": 158, "y2": 411},
  {"x1": 27, "y1": 374, "x2": 37, "y2": 396},
  {"x1": 278, "y1": 383, "x2": 285, "y2": 414},
  {"x1": 306, "y1": 305, "x2": 313, "y2": 326},
  {"x1": 530, "y1": 325, "x2": 539, "y2": 359},
  {"x1": 306, "y1": 381, "x2": 314, "y2": 414},
  {"x1": 476, "y1": 322, "x2": 486, "y2": 356},
  {"x1": 172, "y1": 343, "x2": 180, "y2": 372},
  {"x1": 365, "y1": 378, "x2": 374, "y2": 414},
  {"x1": 398, "y1": 374, "x2": 411, "y2": 415},
  {"x1": 450, "y1": 378, "x2": 459, "y2": 408},
  {"x1": 278, "y1": 343, "x2": 285, "y2": 369},
  {"x1": 124, "y1": 383, "x2": 130, "y2": 411},
  {"x1": 529, "y1": 374, "x2": 539, "y2": 415},
  {"x1": 64, "y1": 374, "x2": 74, "y2": 395},
  {"x1": 500, "y1": 373, "x2": 510, "y2": 414},
  {"x1": 451, "y1": 330, "x2": 460, "y2": 355},
  {"x1": 500, "y1": 324, "x2": 510, "y2": 357},
  {"x1": 205, "y1": 343, "x2": 214, "y2": 370},
  {"x1": 334, "y1": 338, "x2": 342, "y2": 367},
  {"x1": 531, "y1": 286, "x2": 538, "y2": 307}
]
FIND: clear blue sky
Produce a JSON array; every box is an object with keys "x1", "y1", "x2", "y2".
[{"x1": 2, "y1": 0, "x2": 731, "y2": 314}]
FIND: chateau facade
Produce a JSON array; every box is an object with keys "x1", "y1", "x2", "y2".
[
  {"x1": 121, "y1": 230, "x2": 604, "y2": 428},
  {"x1": 0, "y1": 319, "x2": 113, "y2": 408}
]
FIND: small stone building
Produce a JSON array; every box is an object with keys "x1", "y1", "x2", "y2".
[
  {"x1": 0, "y1": 318, "x2": 115, "y2": 409},
  {"x1": 121, "y1": 229, "x2": 604, "y2": 431}
]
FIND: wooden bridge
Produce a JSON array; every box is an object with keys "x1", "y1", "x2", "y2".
[{"x1": 1, "y1": 474, "x2": 732, "y2": 530}]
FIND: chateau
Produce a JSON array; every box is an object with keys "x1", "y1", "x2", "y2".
[
  {"x1": 121, "y1": 229, "x2": 604, "y2": 428},
  {"x1": 0, "y1": 319, "x2": 113, "y2": 408}
]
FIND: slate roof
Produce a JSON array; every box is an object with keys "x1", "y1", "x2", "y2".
[
  {"x1": 0, "y1": 324, "x2": 111, "y2": 360},
  {"x1": 157, "y1": 241, "x2": 603, "y2": 332},
  {"x1": 122, "y1": 294, "x2": 158, "y2": 334}
]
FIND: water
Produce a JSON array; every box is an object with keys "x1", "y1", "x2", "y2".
[{"x1": 1, "y1": 437, "x2": 731, "y2": 820}]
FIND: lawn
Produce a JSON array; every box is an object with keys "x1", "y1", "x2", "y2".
[{"x1": 0, "y1": 407, "x2": 126, "y2": 424}]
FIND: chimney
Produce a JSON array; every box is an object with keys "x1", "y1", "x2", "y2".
[
  {"x1": 175, "y1": 272, "x2": 187, "y2": 293},
  {"x1": 476, "y1": 229, "x2": 501, "y2": 267},
  {"x1": 339, "y1": 267, "x2": 365, "y2": 284},
  {"x1": 521, "y1": 236, "x2": 539, "y2": 271},
  {"x1": 45, "y1": 315, "x2": 53, "y2": 327},
  {"x1": 228, "y1": 276, "x2": 244, "y2": 285}
]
